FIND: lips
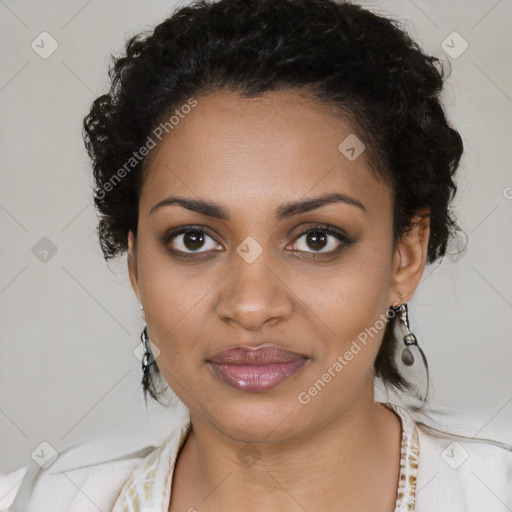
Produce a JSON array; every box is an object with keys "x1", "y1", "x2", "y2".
[{"x1": 207, "y1": 345, "x2": 310, "y2": 392}]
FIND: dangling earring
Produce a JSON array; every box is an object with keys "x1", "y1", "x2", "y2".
[
  {"x1": 395, "y1": 303, "x2": 418, "y2": 366},
  {"x1": 392, "y1": 299, "x2": 430, "y2": 403},
  {"x1": 140, "y1": 324, "x2": 153, "y2": 374},
  {"x1": 139, "y1": 303, "x2": 153, "y2": 374}
]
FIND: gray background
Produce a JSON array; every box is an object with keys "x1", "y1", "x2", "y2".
[{"x1": 1, "y1": 0, "x2": 511, "y2": 473}]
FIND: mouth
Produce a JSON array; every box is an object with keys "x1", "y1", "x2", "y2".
[{"x1": 207, "y1": 345, "x2": 311, "y2": 392}]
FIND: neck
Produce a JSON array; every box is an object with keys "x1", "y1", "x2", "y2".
[{"x1": 171, "y1": 387, "x2": 402, "y2": 512}]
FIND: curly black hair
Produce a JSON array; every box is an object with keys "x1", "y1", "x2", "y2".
[{"x1": 83, "y1": 0, "x2": 464, "y2": 406}]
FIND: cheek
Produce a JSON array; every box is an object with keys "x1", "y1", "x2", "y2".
[
  {"x1": 290, "y1": 247, "x2": 393, "y2": 365},
  {"x1": 135, "y1": 250, "x2": 213, "y2": 367},
  {"x1": 297, "y1": 248, "x2": 392, "y2": 323}
]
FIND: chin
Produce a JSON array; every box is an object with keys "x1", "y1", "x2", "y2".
[{"x1": 202, "y1": 387, "x2": 308, "y2": 443}]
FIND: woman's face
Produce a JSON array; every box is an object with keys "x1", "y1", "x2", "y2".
[{"x1": 128, "y1": 89, "x2": 425, "y2": 442}]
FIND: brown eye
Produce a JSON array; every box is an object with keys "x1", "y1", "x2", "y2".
[
  {"x1": 182, "y1": 230, "x2": 206, "y2": 251},
  {"x1": 164, "y1": 227, "x2": 222, "y2": 254},
  {"x1": 304, "y1": 231, "x2": 329, "y2": 251},
  {"x1": 290, "y1": 225, "x2": 350, "y2": 254}
]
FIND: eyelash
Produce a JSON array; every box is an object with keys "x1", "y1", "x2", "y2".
[{"x1": 161, "y1": 223, "x2": 353, "y2": 259}]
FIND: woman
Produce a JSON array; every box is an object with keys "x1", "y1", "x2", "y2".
[{"x1": 1, "y1": 0, "x2": 511, "y2": 510}]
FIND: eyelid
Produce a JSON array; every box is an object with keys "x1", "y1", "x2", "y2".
[{"x1": 290, "y1": 223, "x2": 349, "y2": 241}]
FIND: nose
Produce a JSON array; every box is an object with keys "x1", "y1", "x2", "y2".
[{"x1": 215, "y1": 252, "x2": 294, "y2": 331}]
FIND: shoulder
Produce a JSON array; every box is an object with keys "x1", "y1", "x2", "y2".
[
  {"x1": 414, "y1": 418, "x2": 512, "y2": 511},
  {"x1": 0, "y1": 434, "x2": 160, "y2": 512}
]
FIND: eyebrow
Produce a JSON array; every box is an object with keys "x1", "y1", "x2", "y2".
[{"x1": 149, "y1": 192, "x2": 366, "y2": 220}]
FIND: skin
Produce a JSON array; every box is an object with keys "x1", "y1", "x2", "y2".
[{"x1": 127, "y1": 89, "x2": 430, "y2": 512}]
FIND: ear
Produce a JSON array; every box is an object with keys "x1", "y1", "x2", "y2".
[
  {"x1": 127, "y1": 230, "x2": 141, "y2": 303},
  {"x1": 389, "y1": 211, "x2": 430, "y2": 306}
]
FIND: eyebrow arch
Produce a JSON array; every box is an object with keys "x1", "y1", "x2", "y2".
[{"x1": 149, "y1": 192, "x2": 366, "y2": 219}]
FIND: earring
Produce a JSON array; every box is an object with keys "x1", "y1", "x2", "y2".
[
  {"x1": 393, "y1": 303, "x2": 418, "y2": 366},
  {"x1": 140, "y1": 325, "x2": 153, "y2": 374},
  {"x1": 390, "y1": 298, "x2": 430, "y2": 403}
]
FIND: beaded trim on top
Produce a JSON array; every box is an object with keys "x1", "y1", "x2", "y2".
[{"x1": 387, "y1": 402, "x2": 420, "y2": 511}]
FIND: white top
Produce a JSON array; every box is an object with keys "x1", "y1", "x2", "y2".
[{"x1": 1, "y1": 401, "x2": 511, "y2": 511}]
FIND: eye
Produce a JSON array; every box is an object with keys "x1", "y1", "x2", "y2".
[
  {"x1": 288, "y1": 224, "x2": 351, "y2": 255},
  {"x1": 163, "y1": 226, "x2": 222, "y2": 254},
  {"x1": 162, "y1": 223, "x2": 352, "y2": 258}
]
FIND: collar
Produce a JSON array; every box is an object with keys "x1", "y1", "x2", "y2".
[{"x1": 110, "y1": 415, "x2": 192, "y2": 512}]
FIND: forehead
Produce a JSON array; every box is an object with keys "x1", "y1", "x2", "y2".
[{"x1": 139, "y1": 89, "x2": 391, "y2": 218}]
